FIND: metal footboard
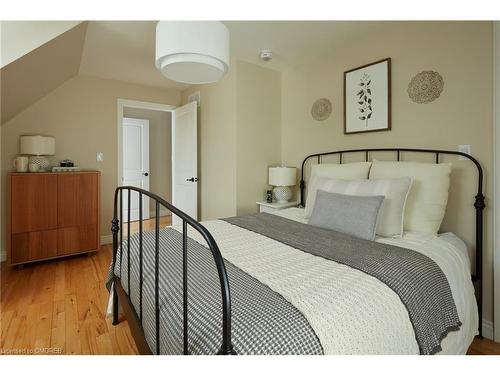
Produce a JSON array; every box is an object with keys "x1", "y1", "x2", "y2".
[{"x1": 110, "y1": 186, "x2": 235, "y2": 355}]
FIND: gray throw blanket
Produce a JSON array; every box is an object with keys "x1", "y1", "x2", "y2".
[
  {"x1": 223, "y1": 213, "x2": 462, "y2": 355},
  {"x1": 108, "y1": 227, "x2": 323, "y2": 354}
]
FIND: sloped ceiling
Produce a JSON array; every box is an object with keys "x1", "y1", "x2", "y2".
[
  {"x1": 1, "y1": 21, "x2": 82, "y2": 68},
  {"x1": 79, "y1": 21, "x2": 189, "y2": 91},
  {"x1": 1, "y1": 20, "x2": 396, "y2": 124},
  {"x1": 1, "y1": 22, "x2": 87, "y2": 124}
]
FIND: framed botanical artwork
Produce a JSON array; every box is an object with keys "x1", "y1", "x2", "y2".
[{"x1": 344, "y1": 58, "x2": 391, "y2": 134}]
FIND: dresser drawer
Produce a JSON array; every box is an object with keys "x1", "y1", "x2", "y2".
[
  {"x1": 10, "y1": 230, "x2": 58, "y2": 264},
  {"x1": 57, "y1": 225, "x2": 98, "y2": 256},
  {"x1": 260, "y1": 205, "x2": 277, "y2": 214}
]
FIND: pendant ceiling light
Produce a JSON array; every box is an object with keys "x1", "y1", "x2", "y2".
[{"x1": 155, "y1": 21, "x2": 230, "y2": 84}]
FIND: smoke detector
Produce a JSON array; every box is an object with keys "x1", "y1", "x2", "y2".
[{"x1": 259, "y1": 50, "x2": 273, "y2": 62}]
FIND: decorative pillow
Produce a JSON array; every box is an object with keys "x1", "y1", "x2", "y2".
[
  {"x1": 305, "y1": 162, "x2": 371, "y2": 216},
  {"x1": 310, "y1": 162, "x2": 372, "y2": 181},
  {"x1": 309, "y1": 190, "x2": 384, "y2": 241},
  {"x1": 369, "y1": 160, "x2": 452, "y2": 235},
  {"x1": 305, "y1": 177, "x2": 412, "y2": 237}
]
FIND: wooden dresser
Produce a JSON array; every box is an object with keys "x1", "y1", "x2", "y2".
[{"x1": 6, "y1": 171, "x2": 101, "y2": 266}]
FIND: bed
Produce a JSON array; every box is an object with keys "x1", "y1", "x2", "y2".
[{"x1": 107, "y1": 148, "x2": 484, "y2": 355}]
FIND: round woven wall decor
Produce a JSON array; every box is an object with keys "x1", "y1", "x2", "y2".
[
  {"x1": 311, "y1": 98, "x2": 332, "y2": 121},
  {"x1": 407, "y1": 71, "x2": 444, "y2": 104}
]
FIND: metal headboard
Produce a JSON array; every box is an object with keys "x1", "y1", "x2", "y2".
[{"x1": 299, "y1": 147, "x2": 485, "y2": 338}]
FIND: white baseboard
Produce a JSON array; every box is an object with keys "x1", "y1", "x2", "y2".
[
  {"x1": 483, "y1": 319, "x2": 494, "y2": 340},
  {"x1": 101, "y1": 235, "x2": 113, "y2": 245}
]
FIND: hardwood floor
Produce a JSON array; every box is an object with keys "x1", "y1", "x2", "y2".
[
  {"x1": 1, "y1": 214, "x2": 499, "y2": 355},
  {"x1": 1, "y1": 245, "x2": 138, "y2": 354}
]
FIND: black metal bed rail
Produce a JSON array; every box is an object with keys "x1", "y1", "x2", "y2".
[
  {"x1": 110, "y1": 186, "x2": 235, "y2": 355},
  {"x1": 300, "y1": 147, "x2": 485, "y2": 338}
]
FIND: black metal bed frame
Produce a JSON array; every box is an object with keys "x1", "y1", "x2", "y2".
[
  {"x1": 300, "y1": 147, "x2": 484, "y2": 338},
  {"x1": 110, "y1": 187, "x2": 236, "y2": 355},
  {"x1": 110, "y1": 147, "x2": 484, "y2": 356}
]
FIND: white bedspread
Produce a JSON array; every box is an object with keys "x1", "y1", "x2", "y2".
[{"x1": 184, "y1": 207, "x2": 477, "y2": 354}]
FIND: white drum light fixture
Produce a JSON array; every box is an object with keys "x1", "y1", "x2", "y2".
[{"x1": 155, "y1": 21, "x2": 230, "y2": 84}]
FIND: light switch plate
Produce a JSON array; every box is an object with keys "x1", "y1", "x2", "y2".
[
  {"x1": 458, "y1": 145, "x2": 471, "y2": 160},
  {"x1": 96, "y1": 152, "x2": 104, "y2": 162}
]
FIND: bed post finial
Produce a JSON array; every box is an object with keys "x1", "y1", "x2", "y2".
[{"x1": 111, "y1": 217, "x2": 120, "y2": 235}]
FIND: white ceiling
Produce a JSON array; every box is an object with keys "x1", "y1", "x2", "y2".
[
  {"x1": 79, "y1": 21, "x2": 390, "y2": 90},
  {"x1": 224, "y1": 21, "x2": 388, "y2": 71}
]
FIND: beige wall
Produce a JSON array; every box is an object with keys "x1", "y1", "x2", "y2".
[
  {"x1": 1, "y1": 74, "x2": 181, "y2": 254},
  {"x1": 182, "y1": 60, "x2": 282, "y2": 218},
  {"x1": 123, "y1": 107, "x2": 172, "y2": 214},
  {"x1": 182, "y1": 62, "x2": 238, "y2": 220},
  {"x1": 236, "y1": 61, "x2": 281, "y2": 214},
  {"x1": 281, "y1": 21, "x2": 494, "y2": 322}
]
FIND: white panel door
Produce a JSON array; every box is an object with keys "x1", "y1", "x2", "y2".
[
  {"x1": 172, "y1": 101, "x2": 198, "y2": 225},
  {"x1": 122, "y1": 117, "x2": 150, "y2": 222}
]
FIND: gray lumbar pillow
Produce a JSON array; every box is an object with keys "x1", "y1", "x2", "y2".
[{"x1": 308, "y1": 190, "x2": 385, "y2": 241}]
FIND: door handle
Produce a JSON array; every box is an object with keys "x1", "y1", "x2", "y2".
[
  {"x1": 186, "y1": 177, "x2": 199, "y2": 182},
  {"x1": 143, "y1": 172, "x2": 149, "y2": 176}
]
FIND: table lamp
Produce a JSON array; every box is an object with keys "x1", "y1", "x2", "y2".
[
  {"x1": 20, "y1": 135, "x2": 55, "y2": 172},
  {"x1": 268, "y1": 166, "x2": 296, "y2": 203}
]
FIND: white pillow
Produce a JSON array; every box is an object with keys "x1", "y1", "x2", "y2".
[
  {"x1": 310, "y1": 162, "x2": 372, "y2": 181},
  {"x1": 305, "y1": 162, "x2": 371, "y2": 215},
  {"x1": 369, "y1": 160, "x2": 452, "y2": 235},
  {"x1": 305, "y1": 177, "x2": 412, "y2": 237}
]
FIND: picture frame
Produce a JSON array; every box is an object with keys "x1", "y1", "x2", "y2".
[{"x1": 344, "y1": 58, "x2": 391, "y2": 134}]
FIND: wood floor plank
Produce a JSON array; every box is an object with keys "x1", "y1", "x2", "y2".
[
  {"x1": 1, "y1": 214, "x2": 498, "y2": 355},
  {"x1": 53, "y1": 262, "x2": 66, "y2": 301},
  {"x1": 50, "y1": 300, "x2": 66, "y2": 353},
  {"x1": 22, "y1": 303, "x2": 40, "y2": 350},
  {"x1": 0, "y1": 309, "x2": 14, "y2": 348},
  {"x1": 34, "y1": 301, "x2": 53, "y2": 352},
  {"x1": 64, "y1": 293, "x2": 81, "y2": 355}
]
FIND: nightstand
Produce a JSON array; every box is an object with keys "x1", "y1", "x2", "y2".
[{"x1": 256, "y1": 201, "x2": 299, "y2": 214}]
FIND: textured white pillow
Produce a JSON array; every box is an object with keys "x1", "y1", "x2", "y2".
[
  {"x1": 310, "y1": 162, "x2": 372, "y2": 181},
  {"x1": 305, "y1": 162, "x2": 371, "y2": 216},
  {"x1": 369, "y1": 160, "x2": 452, "y2": 235},
  {"x1": 305, "y1": 177, "x2": 412, "y2": 237}
]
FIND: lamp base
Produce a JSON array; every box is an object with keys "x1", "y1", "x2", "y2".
[
  {"x1": 29, "y1": 156, "x2": 50, "y2": 172},
  {"x1": 272, "y1": 186, "x2": 292, "y2": 203}
]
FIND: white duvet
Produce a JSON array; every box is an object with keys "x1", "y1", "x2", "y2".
[{"x1": 184, "y1": 207, "x2": 478, "y2": 355}]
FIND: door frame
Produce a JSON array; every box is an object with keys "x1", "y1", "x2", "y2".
[
  {"x1": 493, "y1": 21, "x2": 500, "y2": 342},
  {"x1": 116, "y1": 99, "x2": 176, "y2": 190}
]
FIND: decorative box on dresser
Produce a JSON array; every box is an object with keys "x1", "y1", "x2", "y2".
[{"x1": 6, "y1": 171, "x2": 101, "y2": 266}]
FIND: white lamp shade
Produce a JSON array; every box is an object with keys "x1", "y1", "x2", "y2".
[
  {"x1": 269, "y1": 167, "x2": 296, "y2": 187},
  {"x1": 20, "y1": 135, "x2": 55, "y2": 156},
  {"x1": 155, "y1": 21, "x2": 230, "y2": 84}
]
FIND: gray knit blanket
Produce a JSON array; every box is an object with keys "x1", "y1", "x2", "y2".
[
  {"x1": 224, "y1": 213, "x2": 462, "y2": 355},
  {"x1": 108, "y1": 227, "x2": 323, "y2": 355}
]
